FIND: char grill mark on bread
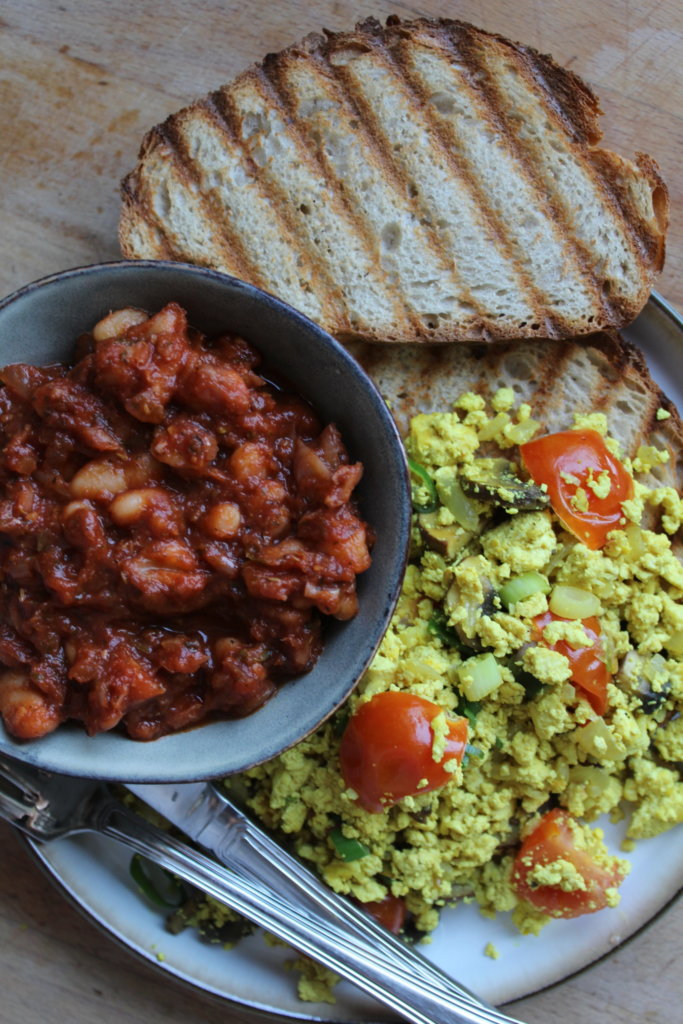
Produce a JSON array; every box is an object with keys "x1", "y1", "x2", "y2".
[
  {"x1": 119, "y1": 16, "x2": 669, "y2": 344},
  {"x1": 122, "y1": 123, "x2": 256, "y2": 277},
  {"x1": 405, "y1": 22, "x2": 612, "y2": 332},
  {"x1": 223, "y1": 63, "x2": 415, "y2": 336},
  {"x1": 261, "y1": 45, "x2": 490, "y2": 334},
  {"x1": 347, "y1": 331, "x2": 683, "y2": 489},
  {"x1": 182, "y1": 88, "x2": 345, "y2": 324},
  {"x1": 468, "y1": 33, "x2": 667, "y2": 320},
  {"x1": 319, "y1": 29, "x2": 539, "y2": 336}
]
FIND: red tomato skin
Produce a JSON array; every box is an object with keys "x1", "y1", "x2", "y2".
[
  {"x1": 512, "y1": 809, "x2": 625, "y2": 918},
  {"x1": 339, "y1": 692, "x2": 468, "y2": 813},
  {"x1": 532, "y1": 611, "x2": 610, "y2": 715},
  {"x1": 361, "y1": 894, "x2": 407, "y2": 934},
  {"x1": 520, "y1": 429, "x2": 633, "y2": 550}
]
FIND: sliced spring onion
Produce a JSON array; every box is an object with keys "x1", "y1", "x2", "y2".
[
  {"x1": 499, "y1": 571, "x2": 550, "y2": 609},
  {"x1": 458, "y1": 652, "x2": 502, "y2": 701},
  {"x1": 407, "y1": 457, "x2": 439, "y2": 513},
  {"x1": 330, "y1": 827, "x2": 370, "y2": 862},
  {"x1": 332, "y1": 707, "x2": 351, "y2": 737},
  {"x1": 129, "y1": 854, "x2": 186, "y2": 909},
  {"x1": 549, "y1": 585, "x2": 600, "y2": 619}
]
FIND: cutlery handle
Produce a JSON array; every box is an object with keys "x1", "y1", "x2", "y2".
[
  {"x1": 102, "y1": 791, "x2": 520, "y2": 1024},
  {"x1": 99, "y1": 802, "x2": 512, "y2": 1024},
  {"x1": 190, "y1": 787, "x2": 495, "y2": 1003}
]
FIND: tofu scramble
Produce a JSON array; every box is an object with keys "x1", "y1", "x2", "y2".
[{"x1": 182, "y1": 389, "x2": 683, "y2": 1001}]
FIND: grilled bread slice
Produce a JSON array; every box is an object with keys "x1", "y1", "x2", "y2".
[
  {"x1": 349, "y1": 330, "x2": 683, "y2": 494},
  {"x1": 120, "y1": 16, "x2": 669, "y2": 344}
]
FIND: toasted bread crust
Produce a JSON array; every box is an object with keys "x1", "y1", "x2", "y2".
[{"x1": 120, "y1": 17, "x2": 669, "y2": 344}]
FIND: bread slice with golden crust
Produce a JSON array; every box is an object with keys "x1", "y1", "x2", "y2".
[{"x1": 120, "y1": 16, "x2": 668, "y2": 344}]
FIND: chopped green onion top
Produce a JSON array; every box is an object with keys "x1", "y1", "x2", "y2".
[
  {"x1": 408, "y1": 456, "x2": 439, "y2": 513},
  {"x1": 330, "y1": 827, "x2": 370, "y2": 862},
  {"x1": 129, "y1": 854, "x2": 186, "y2": 909}
]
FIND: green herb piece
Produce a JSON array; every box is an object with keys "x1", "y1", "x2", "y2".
[
  {"x1": 130, "y1": 854, "x2": 186, "y2": 909},
  {"x1": 509, "y1": 663, "x2": 545, "y2": 702},
  {"x1": 330, "y1": 827, "x2": 370, "y2": 862},
  {"x1": 427, "y1": 610, "x2": 464, "y2": 649},
  {"x1": 456, "y1": 696, "x2": 482, "y2": 726},
  {"x1": 407, "y1": 456, "x2": 439, "y2": 513},
  {"x1": 332, "y1": 706, "x2": 351, "y2": 737},
  {"x1": 462, "y1": 742, "x2": 484, "y2": 766}
]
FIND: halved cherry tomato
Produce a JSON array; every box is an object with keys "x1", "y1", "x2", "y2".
[
  {"x1": 339, "y1": 692, "x2": 468, "y2": 813},
  {"x1": 520, "y1": 429, "x2": 633, "y2": 549},
  {"x1": 512, "y1": 808, "x2": 626, "y2": 918},
  {"x1": 361, "y1": 894, "x2": 407, "y2": 934},
  {"x1": 533, "y1": 610, "x2": 610, "y2": 715}
]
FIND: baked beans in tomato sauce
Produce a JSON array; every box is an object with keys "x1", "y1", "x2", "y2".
[{"x1": 0, "y1": 303, "x2": 371, "y2": 740}]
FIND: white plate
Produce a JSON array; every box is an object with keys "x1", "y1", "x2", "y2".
[{"x1": 24, "y1": 293, "x2": 683, "y2": 1020}]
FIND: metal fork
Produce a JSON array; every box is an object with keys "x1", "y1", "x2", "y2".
[{"x1": 0, "y1": 754, "x2": 525, "y2": 1024}]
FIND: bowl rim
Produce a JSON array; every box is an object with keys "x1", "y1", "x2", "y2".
[{"x1": 0, "y1": 259, "x2": 411, "y2": 780}]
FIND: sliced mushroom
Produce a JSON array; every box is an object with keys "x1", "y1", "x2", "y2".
[
  {"x1": 459, "y1": 458, "x2": 548, "y2": 513},
  {"x1": 418, "y1": 512, "x2": 473, "y2": 560},
  {"x1": 617, "y1": 650, "x2": 670, "y2": 713},
  {"x1": 444, "y1": 555, "x2": 497, "y2": 651}
]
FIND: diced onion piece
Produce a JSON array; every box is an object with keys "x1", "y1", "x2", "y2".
[
  {"x1": 505, "y1": 419, "x2": 541, "y2": 445},
  {"x1": 458, "y1": 652, "x2": 502, "y2": 701},
  {"x1": 575, "y1": 717, "x2": 623, "y2": 761},
  {"x1": 435, "y1": 473, "x2": 480, "y2": 531},
  {"x1": 568, "y1": 764, "x2": 616, "y2": 799},
  {"x1": 665, "y1": 630, "x2": 683, "y2": 656},
  {"x1": 499, "y1": 571, "x2": 549, "y2": 609},
  {"x1": 624, "y1": 523, "x2": 646, "y2": 559},
  {"x1": 549, "y1": 585, "x2": 600, "y2": 620}
]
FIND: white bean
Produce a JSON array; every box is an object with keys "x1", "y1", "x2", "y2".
[
  {"x1": 92, "y1": 307, "x2": 148, "y2": 342},
  {"x1": 70, "y1": 458, "x2": 127, "y2": 500},
  {"x1": 202, "y1": 502, "x2": 242, "y2": 539},
  {"x1": 109, "y1": 487, "x2": 175, "y2": 527}
]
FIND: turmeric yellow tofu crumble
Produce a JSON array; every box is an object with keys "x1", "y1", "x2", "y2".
[{"x1": 180, "y1": 390, "x2": 683, "y2": 1001}]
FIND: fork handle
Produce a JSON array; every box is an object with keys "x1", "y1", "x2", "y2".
[{"x1": 95, "y1": 798, "x2": 521, "y2": 1024}]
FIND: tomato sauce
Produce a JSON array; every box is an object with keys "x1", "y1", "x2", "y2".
[{"x1": 0, "y1": 303, "x2": 370, "y2": 741}]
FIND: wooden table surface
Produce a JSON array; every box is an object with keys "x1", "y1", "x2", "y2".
[{"x1": 1, "y1": 2, "x2": 682, "y2": 1022}]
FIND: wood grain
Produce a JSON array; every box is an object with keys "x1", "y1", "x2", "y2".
[{"x1": 0, "y1": 2, "x2": 682, "y2": 1022}]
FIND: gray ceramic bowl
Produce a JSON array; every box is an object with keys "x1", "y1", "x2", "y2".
[{"x1": 0, "y1": 261, "x2": 410, "y2": 781}]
